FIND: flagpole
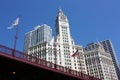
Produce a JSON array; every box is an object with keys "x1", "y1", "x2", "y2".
[
  {"x1": 12, "y1": 23, "x2": 18, "y2": 57},
  {"x1": 8, "y1": 16, "x2": 20, "y2": 56}
]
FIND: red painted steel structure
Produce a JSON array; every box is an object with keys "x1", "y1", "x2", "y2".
[{"x1": 0, "y1": 44, "x2": 101, "y2": 80}]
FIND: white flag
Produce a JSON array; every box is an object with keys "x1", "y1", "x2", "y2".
[{"x1": 7, "y1": 17, "x2": 20, "y2": 29}]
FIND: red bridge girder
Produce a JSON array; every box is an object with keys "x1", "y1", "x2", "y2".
[{"x1": 0, "y1": 44, "x2": 101, "y2": 80}]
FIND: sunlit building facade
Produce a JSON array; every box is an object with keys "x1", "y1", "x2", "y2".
[
  {"x1": 100, "y1": 40, "x2": 120, "y2": 80},
  {"x1": 84, "y1": 42, "x2": 118, "y2": 80},
  {"x1": 53, "y1": 9, "x2": 87, "y2": 73},
  {"x1": 24, "y1": 24, "x2": 52, "y2": 54},
  {"x1": 23, "y1": 9, "x2": 87, "y2": 74}
]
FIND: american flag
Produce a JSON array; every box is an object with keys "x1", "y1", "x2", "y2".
[{"x1": 71, "y1": 50, "x2": 79, "y2": 57}]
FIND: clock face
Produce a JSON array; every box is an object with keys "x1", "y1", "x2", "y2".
[
  {"x1": 60, "y1": 22, "x2": 67, "y2": 26},
  {"x1": 61, "y1": 16, "x2": 66, "y2": 21}
]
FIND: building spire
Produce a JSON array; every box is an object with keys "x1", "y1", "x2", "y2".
[
  {"x1": 58, "y1": 8, "x2": 64, "y2": 16},
  {"x1": 59, "y1": 8, "x2": 62, "y2": 12}
]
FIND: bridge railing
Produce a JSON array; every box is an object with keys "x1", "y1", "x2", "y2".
[{"x1": 0, "y1": 44, "x2": 101, "y2": 80}]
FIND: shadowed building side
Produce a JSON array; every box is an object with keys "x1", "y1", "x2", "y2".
[{"x1": 0, "y1": 55, "x2": 81, "y2": 80}]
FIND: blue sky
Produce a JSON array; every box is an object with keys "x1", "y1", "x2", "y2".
[{"x1": 0, "y1": 0, "x2": 120, "y2": 64}]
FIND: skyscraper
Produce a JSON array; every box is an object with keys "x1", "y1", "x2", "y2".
[
  {"x1": 100, "y1": 40, "x2": 120, "y2": 80},
  {"x1": 24, "y1": 24, "x2": 52, "y2": 54},
  {"x1": 84, "y1": 42, "x2": 118, "y2": 80},
  {"x1": 23, "y1": 9, "x2": 87, "y2": 74},
  {"x1": 53, "y1": 9, "x2": 87, "y2": 73}
]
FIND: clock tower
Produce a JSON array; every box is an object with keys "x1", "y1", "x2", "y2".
[
  {"x1": 54, "y1": 8, "x2": 74, "y2": 69},
  {"x1": 54, "y1": 9, "x2": 87, "y2": 74},
  {"x1": 55, "y1": 9, "x2": 73, "y2": 45}
]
